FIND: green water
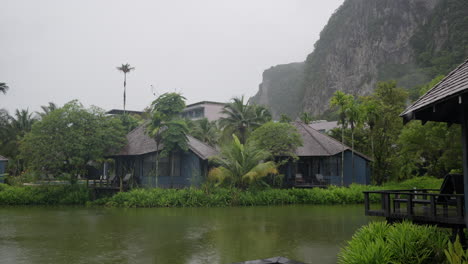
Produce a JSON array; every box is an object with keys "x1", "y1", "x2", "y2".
[{"x1": 0, "y1": 205, "x2": 370, "y2": 264}]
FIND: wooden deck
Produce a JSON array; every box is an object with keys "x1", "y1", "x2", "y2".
[{"x1": 364, "y1": 189, "x2": 465, "y2": 228}]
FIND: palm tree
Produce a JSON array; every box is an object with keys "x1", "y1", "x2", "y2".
[
  {"x1": 219, "y1": 96, "x2": 265, "y2": 144},
  {"x1": 36, "y1": 102, "x2": 58, "y2": 119},
  {"x1": 208, "y1": 135, "x2": 278, "y2": 189},
  {"x1": 116, "y1": 64, "x2": 135, "y2": 115},
  {"x1": 345, "y1": 97, "x2": 362, "y2": 182},
  {"x1": 12, "y1": 109, "x2": 36, "y2": 137},
  {"x1": 190, "y1": 118, "x2": 219, "y2": 147},
  {"x1": 0, "y1": 83, "x2": 9, "y2": 94},
  {"x1": 361, "y1": 97, "x2": 378, "y2": 158},
  {"x1": 330, "y1": 90, "x2": 352, "y2": 186}
]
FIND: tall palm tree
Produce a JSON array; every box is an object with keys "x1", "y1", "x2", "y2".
[
  {"x1": 208, "y1": 135, "x2": 278, "y2": 189},
  {"x1": 116, "y1": 64, "x2": 135, "y2": 115},
  {"x1": 361, "y1": 97, "x2": 378, "y2": 158},
  {"x1": 330, "y1": 91, "x2": 352, "y2": 186},
  {"x1": 345, "y1": 97, "x2": 362, "y2": 182},
  {"x1": 219, "y1": 96, "x2": 266, "y2": 144},
  {"x1": 0, "y1": 83, "x2": 9, "y2": 94}
]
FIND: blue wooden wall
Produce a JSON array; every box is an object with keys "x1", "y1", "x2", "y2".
[
  {"x1": 282, "y1": 151, "x2": 371, "y2": 187},
  {"x1": 0, "y1": 161, "x2": 6, "y2": 183},
  {"x1": 136, "y1": 151, "x2": 205, "y2": 188}
]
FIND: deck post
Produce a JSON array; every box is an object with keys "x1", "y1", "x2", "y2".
[
  {"x1": 461, "y1": 106, "x2": 468, "y2": 229},
  {"x1": 364, "y1": 192, "x2": 370, "y2": 213},
  {"x1": 430, "y1": 196, "x2": 436, "y2": 218},
  {"x1": 407, "y1": 194, "x2": 413, "y2": 216}
]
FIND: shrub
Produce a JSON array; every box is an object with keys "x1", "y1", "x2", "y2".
[
  {"x1": 338, "y1": 221, "x2": 449, "y2": 264},
  {"x1": 0, "y1": 184, "x2": 90, "y2": 205}
]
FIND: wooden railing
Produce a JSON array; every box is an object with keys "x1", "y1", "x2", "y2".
[{"x1": 364, "y1": 189, "x2": 465, "y2": 227}]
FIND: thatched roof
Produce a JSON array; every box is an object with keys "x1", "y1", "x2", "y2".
[
  {"x1": 401, "y1": 58, "x2": 468, "y2": 124},
  {"x1": 0, "y1": 155, "x2": 8, "y2": 161},
  {"x1": 293, "y1": 122, "x2": 371, "y2": 160},
  {"x1": 113, "y1": 124, "x2": 218, "y2": 160}
]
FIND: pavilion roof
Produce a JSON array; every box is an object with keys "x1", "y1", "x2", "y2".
[{"x1": 401, "y1": 58, "x2": 468, "y2": 124}]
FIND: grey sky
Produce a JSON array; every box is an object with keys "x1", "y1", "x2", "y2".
[{"x1": 0, "y1": 0, "x2": 344, "y2": 114}]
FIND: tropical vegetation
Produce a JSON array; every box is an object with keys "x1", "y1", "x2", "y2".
[{"x1": 338, "y1": 221, "x2": 450, "y2": 264}]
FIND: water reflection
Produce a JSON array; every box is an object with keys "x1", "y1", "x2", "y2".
[{"x1": 0, "y1": 205, "x2": 370, "y2": 264}]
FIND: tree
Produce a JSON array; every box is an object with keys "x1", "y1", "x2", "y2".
[
  {"x1": 279, "y1": 114, "x2": 292, "y2": 123},
  {"x1": 208, "y1": 135, "x2": 278, "y2": 189},
  {"x1": 0, "y1": 83, "x2": 9, "y2": 94},
  {"x1": 219, "y1": 96, "x2": 269, "y2": 144},
  {"x1": 299, "y1": 112, "x2": 313, "y2": 124},
  {"x1": 330, "y1": 90, "x2": 353, "y2": 185},
  {"x1": 20, "y1": 101, "x2": 127, "y2": 183},
  {"x1": 116, "y1": 63, "x2": 135, "y2": 115},
  {"x1": 190, "y1": 118, "x2": 220, "y2": 147},
  {"x1": 146, "y1": 93, "x2": 188, "y2": 187},
  {"x1": 36, "y1": 102, "x2": 58, "y2": 119},
  {"x1": 119, "y1": 113, "x2": 141, "y2": 133},
  {"x1": 345, "y1": 97, "x2": 362, "y2": 182},
  {"x1": 361, "y1": 97, "x2": 378, "y2": 157},
  {"x1": 397, "y1": 121, "x2": 461, "y2": 179},
  {"x1": 370, "y1": 81, "x2": 408, "y2": 184},
  {"x1": 160, "y1": 119, "x2": 189, "y2": 187},
  {"x1": 250, "y1": 121, "x2": 303, "y2": 162}
]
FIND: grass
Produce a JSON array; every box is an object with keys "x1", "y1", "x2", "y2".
[
  {"x1": 338, "y1": 221, "x2": 450, "y2": 264},
  {"x1": 0, "y1": 176, "x2": 443, "y2": 207}
]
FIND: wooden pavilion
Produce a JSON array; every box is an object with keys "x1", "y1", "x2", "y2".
[
  {"x1": 400, "y1": 58, "x2": 468, "y2": 228},
  {"x1": 364, "y1": 58, "x2": 468, "y2": 236}
]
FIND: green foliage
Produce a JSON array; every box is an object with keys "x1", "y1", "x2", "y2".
[
  {"x1": 0, "y1": 176, "x2": 440, "y2": 207},
  {"x1": 36, "y1": 102, "x2": 58, "y2": 119},
  {"x1": 20, "y1": 101, "x2": 127, "y2": 183},
  {"x1": 299, "y1": 112, "x2": 313, "y2": 124},
  {"x1": 96, "y1": 176, "x2": 440, "y2": 208},
  {"x1": 0, "y1": 108, "x2": 38, "y2": 175},
  {"x1": 208, "y1": 135, "x2": 278, "y2": 188},
  {"x1": 119, "y1": 113, "x2": 141, "y2": 133},
  {"x1": 250, "y1": 121, "x2": 303, "y2": 160},
  {"x1": 189, "y1": 118, "x2": 220, "y2": 146},
  {"x1": 150, "y1": 92, "x2": 186, "y2": 120},
  {"x1": 338, "y1": 221, "x2": 449, "y2": 264},
  {"x1": 0, "y1": 183, "x2": 90, "y2": 205},
  {"x1": 160, "y1": 119, "x2": 189, "y2": 157},
  {"x1": 367, "y1": 81, "x2": 408, "y2": 184},
  {"x1": 397, "y1": 121, "x2": 462, "y2": 179},
  {"x1": 219, "y1": 96, "x2": 271, "y2": 144},
  {"x1": 146, "y1": 93, "x2": 189, "y2": 183},
  {"x1": 279, "y1": 114, "x2": 292, "y2": 123},
  {"x1": 445, "y1": 236, "x2": 468, "y2": 264}
]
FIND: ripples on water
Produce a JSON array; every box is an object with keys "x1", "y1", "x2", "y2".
[{"x1": 0, "y1": 205, "x2": 370, "y2": 264}]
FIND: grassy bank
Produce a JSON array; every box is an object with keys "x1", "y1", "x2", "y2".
[
  {"x1": 0, "y1": 176, "x2": 442, "y2": 207},
  {"x1": 338, "y1": 221, "x2": 450, "y2": 264},
  {"x1": 0, "y1": 183, "x2": 90, "y2": 205}
]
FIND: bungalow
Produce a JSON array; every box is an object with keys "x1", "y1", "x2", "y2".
[
  {"x1": 281, "y1": 122, "x2": 371, "y2": 187},
  {"x1": 109, "y1": 125, "x2": 218, "y2": 188},
  {"x1": 0, "y1": 155, "x2": 8, "y2": 183}
]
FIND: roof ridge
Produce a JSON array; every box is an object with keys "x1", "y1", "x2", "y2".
[
  {"x1": 296, "y1": 122, "x2": 334, "y2": 155},
  {"x1": 401, "y1": 57, "x2": 468, "y2": 116}
]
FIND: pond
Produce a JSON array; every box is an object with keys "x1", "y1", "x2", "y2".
[{"x1": 0, "y1": 205, "x2": 370, "y2": 264}]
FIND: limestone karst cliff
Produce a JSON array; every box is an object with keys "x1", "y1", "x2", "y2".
[{"x1": 251, "y1": 0, "x2": 468, "y2": 118}]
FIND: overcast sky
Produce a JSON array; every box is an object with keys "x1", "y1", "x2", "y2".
[{"x1": 0, "y1": 0, "x2": 344, "y2": 114}]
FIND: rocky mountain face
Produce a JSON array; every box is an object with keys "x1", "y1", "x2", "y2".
[{"x1": 251, "y1": 0, "x2": 468, "y2": 118}]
